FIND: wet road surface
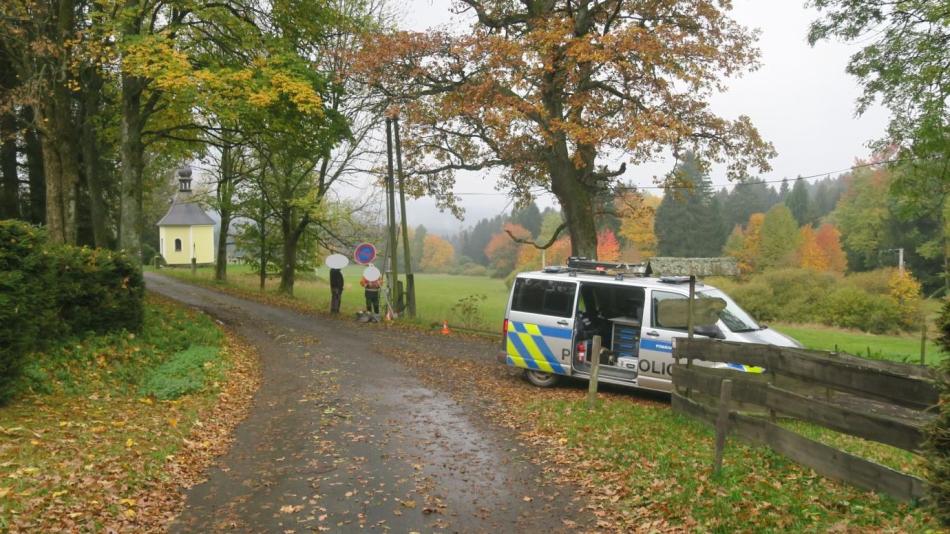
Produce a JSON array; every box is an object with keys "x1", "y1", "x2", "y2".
[{"x1": 146, "y1": 273, "x2": 587, "y2": 533}]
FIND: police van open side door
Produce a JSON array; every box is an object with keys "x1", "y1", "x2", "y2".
[{"x1": 505, "y1": 277, "x2": 578, "y2": 376}]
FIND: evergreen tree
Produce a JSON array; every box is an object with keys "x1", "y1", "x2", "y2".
[
  {"x1": 411, "y1": 224, "x2": 427, "y2": 272},
  {"x1": 510, "y1": 201, "x2": 542, "y2": 237},
  {"x1": 461, "y1": 215, "x2": 504, "y2": 265},
  {"x1": 778, "y1": 178, "x2": 790, "y2": 202},
  {"x1": 721, "y1": 179, "x2": 778, "y2": 234},
  {"x1": 654, "y1": 154, "x2": 724, "y2": 257},
  {"x1": 786, "y1": 177, "x2": 810, "y2": 225}
]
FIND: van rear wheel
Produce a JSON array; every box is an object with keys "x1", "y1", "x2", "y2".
[{"x1": 524, "y1": 370, "x2": 560, "y2": 388}]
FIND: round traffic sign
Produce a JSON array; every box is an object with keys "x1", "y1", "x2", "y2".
[{"x1": 354, "y1": 243, "x2": 377, "y2": 265}]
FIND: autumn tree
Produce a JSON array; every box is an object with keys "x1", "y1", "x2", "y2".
[
  {"x1": 362, "y1": 0, "x2": 774, "y2": 257},
  {"x1": 810, "y1": 0, "x2": 949, "y2": 293},
  {"x1": 0, "y1": 0, "x2": 85, "y2": 243},
  {"x1": 723, "y1": 212, "x2": 765, "y2": 275},
  {"x1": 797, "y1": 225, "x2": 827, "y2": 271},
  {"x1": 596, "y1": 229, "x2": 621, "y2": 262},
  {"x1": 420, "y1": 234, "x2": 455, "y2": 272},
  {"x1": 618, "y1": 192, "x2": 659, "y2": 259},
  {"x1": 815, "y1": 223, "x2": 847, "y2": 272},
  {"x1": 484, "y1": 224, "x2": 530, "y2": 275}
]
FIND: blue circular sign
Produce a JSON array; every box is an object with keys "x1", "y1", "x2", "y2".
[{"x1": 354, "y1": 243, "x2": 377, "y2": 265}]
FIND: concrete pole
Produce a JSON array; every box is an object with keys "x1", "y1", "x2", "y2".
[
  {"x1": 385, "y1": 119, "x2": 399, "y2": 311},
  {"x1": 393, "y1": 117, "x2": 415, "y2": 318}
]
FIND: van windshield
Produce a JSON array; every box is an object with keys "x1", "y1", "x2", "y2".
[{"x1": 699, "y1": 289, "x2": 761, "y2": 332}]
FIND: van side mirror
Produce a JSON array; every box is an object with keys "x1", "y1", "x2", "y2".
[{"x1": 694, "y1": 324, "x2": 725, "y2": 339}]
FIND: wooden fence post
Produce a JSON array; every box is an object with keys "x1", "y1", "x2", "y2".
[
  {"x1": 713, "y1": 379, "x2": 733, "y2": 474},
  {"x1": 920, "y1": 322, "x2": 927, "y2": 366},
  {"x1": 587, "y1": 335, "x2": 602, "y2": 410}
]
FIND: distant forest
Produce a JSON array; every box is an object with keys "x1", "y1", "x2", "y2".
[{"x1": 438, "y1": 160, "x2": 944, "y2": 294}]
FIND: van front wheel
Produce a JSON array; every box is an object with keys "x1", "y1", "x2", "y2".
[{"x1": 524, "y1": 370, "x2": 560, "y2": 388}]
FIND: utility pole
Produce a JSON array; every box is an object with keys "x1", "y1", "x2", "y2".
[
  {"x1": 385, "y1": 118, "x2": 399, "y2": 312},
  {"x1": 393, "y1": 116, "x2": 416, "y2": 318},
  {"x1": 883, "y1": 248, "x2": 905, "y2": 273}
]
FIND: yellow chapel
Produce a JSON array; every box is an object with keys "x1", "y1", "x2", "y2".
[{"x1": 157, "y1": 166, "x2": 215, "y2": 266}]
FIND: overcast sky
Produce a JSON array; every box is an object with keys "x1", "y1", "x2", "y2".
[{"x1": 383, "y1": 1, "x2": 891, "y2": 235}]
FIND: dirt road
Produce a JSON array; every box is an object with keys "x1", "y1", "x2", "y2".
[{"x1": 146, "y1": 273, "x2": 589, "y2": 533}]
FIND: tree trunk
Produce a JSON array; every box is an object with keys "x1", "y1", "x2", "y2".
[
  {"x1": 279, "y1": 213, "x2": 297, "y2": 295},
  {"x1": 214, "y1": 144, "x2": 233, "y2": 281},
  {"x1": 22, "y1": 108, "x2": 45, "y2": 225},
  {"x1": 216, "y1": 207, "x2": 231, "y2": 281},
  {"x1": 81, "y1": 68, "x2": 110, "y2": 248},
  {"x1": 0, "y1": 110, "x2": 18, "y2": 219},
  {"x1": 550, "y1": 165, "x2": 597, "y2": 258},
  {"x1": 118, "y1": 74, "x2": 145, "y2": 262},
  {"x1": 0, "y1": 46, "x2": 18, "y2": 219},
  {"x1": 35, "y1": 95, "x2": 80, "y2": 244}
]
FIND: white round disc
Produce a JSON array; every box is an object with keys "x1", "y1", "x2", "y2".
[
  {"x1": 325, "y1": 254, "x2": 349, "y2": 269},
  {"x1": 363, "y1": 265, "x2": 381, "y2": 282}
]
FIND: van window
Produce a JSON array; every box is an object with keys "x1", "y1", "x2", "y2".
[
  {"x1": 511, "y1": 278, "x2": 576, "y2": 318},
  {"x1": 652, "y1": 290, "x2": 688, "y2": 330}
]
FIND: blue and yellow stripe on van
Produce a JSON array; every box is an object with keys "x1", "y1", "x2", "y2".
[
  {"x1": 726, "y1": 363, "x2": 765, "y2": 373},
  {"x1": 506, "y1": 321, "x2": 569, "y2": 375}
]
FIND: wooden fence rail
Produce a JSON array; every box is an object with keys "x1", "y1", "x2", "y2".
[{"x1": 671, "y1": 338, "x2": 940, "y2": 503}]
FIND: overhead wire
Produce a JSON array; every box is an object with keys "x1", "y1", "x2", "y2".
[{"x1": 450, "y1": 156, "x2": 921, "y2": 196}]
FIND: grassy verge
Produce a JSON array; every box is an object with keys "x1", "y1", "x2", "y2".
[
  {"x1": 156, "y1": 265, "x2": 945, "y2": 364},
  {"x1": 379, "y1": 347, "x2": 939, "y2": 532},
  {"x1": 0, "y1": 295, "x2": 258, "y2": 531},
  {"x1": 533, "y1": 399, "x2": 934, "y2": 532}
]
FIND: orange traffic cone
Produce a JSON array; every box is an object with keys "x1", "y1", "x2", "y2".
[{"x1": 440, "y1": 320, "x2": 451, "y2": 335}]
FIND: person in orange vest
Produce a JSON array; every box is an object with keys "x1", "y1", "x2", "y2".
[{"x1": 360, "y1": 275, "x2": 383, "y2": 315}]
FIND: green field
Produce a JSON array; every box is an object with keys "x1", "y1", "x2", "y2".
[{"x1": 157, "y1": 265, "x2": 946, "y2": 364}]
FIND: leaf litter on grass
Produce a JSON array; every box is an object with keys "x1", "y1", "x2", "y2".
[
  {"x1": 0, "y1": 298, "x2": 261, "y2": 532},
  {"x1": 376, "y1": 344, "x2": 939, "y2": 533}
]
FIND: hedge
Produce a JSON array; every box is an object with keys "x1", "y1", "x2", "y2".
[
  {"x1": 928, "y1": 300, "x2": 950, "y2": 525},
  {"x1": 0, "y1": 220, "x2": 144, "y2": 403}
]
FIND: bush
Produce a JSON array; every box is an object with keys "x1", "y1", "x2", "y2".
[
  {"x1": 0, "y1": 222, "x2": 56, "y2": 403},
  {"x1": 722, "y1": 267, "x2": 920, "y2": 333},
  {"x1": 938, "y1": 299, "x2": 950, "y2": 354},
  {"x1": 821, "y1": 287, "x2": 902, "y2": 334},
  {"x1": 450, "y1": 294, "x2": 487, "y2": 328},
  {"x1": 924, "y1": 330, "x2": 950, "y2": 525},
  {"x1": 459, "y1": 263, "x2": 488, "y2": 277},
  {"x1": 0, "y1": 220, "x2": 144, "y2": 403},
  {"x1": 51, "y1": 245, "x2": 145, "y2": 334}
]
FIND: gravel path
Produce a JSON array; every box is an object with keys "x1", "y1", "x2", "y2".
[{"x1": 146, "y1": 273, "x2": 589, "y2": 533}]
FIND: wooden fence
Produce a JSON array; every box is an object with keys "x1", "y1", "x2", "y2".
[{"x1": 671, "y1": 338, "x2": 941, "y2": 503}]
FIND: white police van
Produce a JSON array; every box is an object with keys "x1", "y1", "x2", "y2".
[{"x1": 499, "y1": 258, "x2": 802, "y2": 392}]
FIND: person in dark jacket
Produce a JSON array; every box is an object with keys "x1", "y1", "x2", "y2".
[{"x1": 329, "y1": 268, "x2": 344, "y2": 314}]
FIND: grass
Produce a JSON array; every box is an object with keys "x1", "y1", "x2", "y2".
[
  {"x1": 159, "y1": 264, "x2": 946, "y2": 364},
  {"x1": 0, "y1": 296, "x2": 232, "y2": 530},
  {"x1": 530, "y1": 397, "x2": 937, "y2": 532},
  {"x1": 771, "y1": 323, "x2": 942, "y2": 365}
]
